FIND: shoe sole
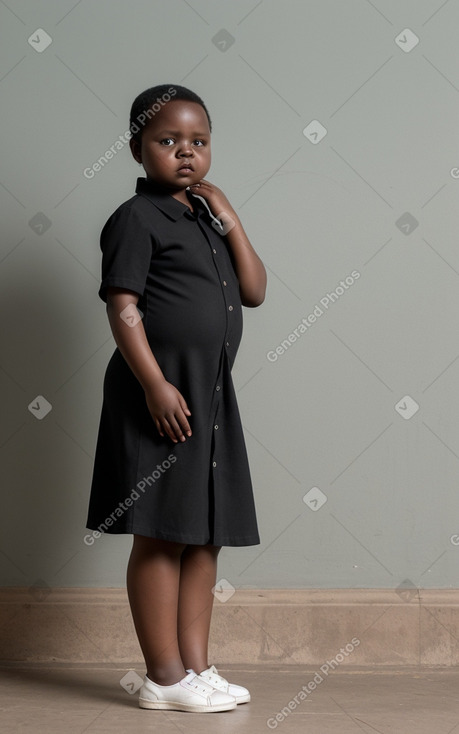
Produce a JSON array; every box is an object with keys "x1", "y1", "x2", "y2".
[
  {"x1": 235, "y1": 694, "x2": 251, "y2": 704},
  {"x1": 139, "y1": 698, "x2": 237, "y2": 713}
]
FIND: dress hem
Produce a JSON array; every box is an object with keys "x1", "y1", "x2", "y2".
[{"x1": 85, "y1": 524, "x2": 260, "y2": 547}]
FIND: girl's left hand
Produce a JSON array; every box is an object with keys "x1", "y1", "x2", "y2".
[{"x1": 189, "y1": 179, "x2": 235, "y2": 220}]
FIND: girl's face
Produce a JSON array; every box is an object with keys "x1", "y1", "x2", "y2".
[{"x1": 130, "y1": 100, "x2": 211, "y2": 191}]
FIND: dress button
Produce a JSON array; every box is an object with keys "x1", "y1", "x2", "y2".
[
  {"x1": 223, "y1": 280, "x2": 227, "y2": 286},
  {"x1": 214, "y1": 424, "x2": 218, "y2": 430},
  {"x1": 213, "y1": 461, "x2": 217, "y2": 468},
  {"x1": 226, "y1": 342, "x2": 229, "y2": 347},
  {"x1": 215, "y1": 385, "x2": 221, "y2": 391},
  {"x1": 213, "y1": 248, "x2": 217, "y2": 254},
  {"x1": 228, "y1": 305, "x2": 233, "y2": 311}
]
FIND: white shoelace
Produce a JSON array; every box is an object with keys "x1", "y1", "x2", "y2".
[
  {"x1": 201, "y1": 666, "x2": 228, "y2": 686},
  {"x1": 186, "y1": 673, "x2": 215, "y2": 695}
]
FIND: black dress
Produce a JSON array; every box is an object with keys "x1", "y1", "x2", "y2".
[{"x1": 86, "y1": 176, "x2": 260, "y2": 546}]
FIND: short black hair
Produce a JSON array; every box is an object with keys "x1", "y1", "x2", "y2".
[{"x1": 129, "y1": 84, "x2": 212, "y2": 144}]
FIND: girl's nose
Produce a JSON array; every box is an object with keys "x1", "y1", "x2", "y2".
[{"x1": 178, "y1": 143, "x2": 193, "y2": 156}]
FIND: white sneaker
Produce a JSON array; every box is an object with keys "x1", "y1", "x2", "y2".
[
  {"x1": 197, "y1": 664, "x2": 251, "y2": 704},
  {"x1": 138, "y1": 669, "x2": 237, "y2": 713}
]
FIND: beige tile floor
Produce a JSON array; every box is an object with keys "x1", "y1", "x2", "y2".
[{"x1": 1, "y1": 663, "x2": 459, "y2": 733}]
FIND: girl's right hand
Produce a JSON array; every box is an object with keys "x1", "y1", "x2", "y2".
[{"x1": 144, "y1": 379, "x2": 192, "y2": 443}]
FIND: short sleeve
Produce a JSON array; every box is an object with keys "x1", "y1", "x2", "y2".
[{"x1": 98, "y1": 204, "x2": 154, "y2": 303}]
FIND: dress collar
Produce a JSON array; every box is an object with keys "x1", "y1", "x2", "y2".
[{"x1": 135, "y1": 177, "x2": 203, "y2": 221}]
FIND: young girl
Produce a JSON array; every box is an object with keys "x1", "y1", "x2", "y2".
[{"x1": 86, "y1": 84, "x2": 266, "y2": 714}]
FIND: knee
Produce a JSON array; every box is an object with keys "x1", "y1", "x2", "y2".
[
  {"x1": 132, "y1": 534, "x2": 187, "y2": 557},
  {"x1": 183, "y1": 543, "x2": 222, "y2": 559}
]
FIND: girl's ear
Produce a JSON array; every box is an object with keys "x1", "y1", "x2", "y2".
[{"x1": 129, "y1": 137, "x2": 142, "y2": 164}]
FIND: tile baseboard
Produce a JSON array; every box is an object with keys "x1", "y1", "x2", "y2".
[{"x1": 0, "y1": 587, "x2": 458, "y2": 665}]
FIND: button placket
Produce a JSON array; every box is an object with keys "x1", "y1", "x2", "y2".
[
  {"x1": 211, "y1": 402, "x2": 221, "y2": 472},
  {"x1": 196, "y1": 218, "x2": 233, "y2": 356},
  {"x1": 195, "y1": 216, "x2": 234, "y2": 480}
]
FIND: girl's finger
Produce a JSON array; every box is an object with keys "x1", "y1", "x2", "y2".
[
  {"x1": 167, "y1": 415, "x2": 187, "y2": 442},
  {"x1": 178, "y1": 415, "x2": 192, "y2": 437},
  {"x1": 160, "y1": 418, "x2": 179, "y2": 443},
  {"x1": 177, "y1": 399, "x2": 192, "y2": 433},
  {"x1": 178, "y1": 396, "x2": 191, "y2": 416}
]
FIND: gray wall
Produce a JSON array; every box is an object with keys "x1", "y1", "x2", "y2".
[{"x1": 1, "y1": 0, "x2": 458, "y2": 591}]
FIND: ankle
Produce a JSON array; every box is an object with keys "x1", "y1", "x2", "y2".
[
  {"x1": 147, "y1": 671, "x2": 184, "y2": 686},
  {"x1": 146, "y1": 664, "x2": 186, "y2": 686},
  {"x1": 185, "y1": 662, "x2": 209, "y2": 675}
]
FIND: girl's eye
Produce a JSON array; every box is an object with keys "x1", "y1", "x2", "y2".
[{"x1": 159, "y1": 138, "x2": 205, "y2": 146}]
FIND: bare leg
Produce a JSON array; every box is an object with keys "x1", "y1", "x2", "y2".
[
  {"x1": 126, "y1": 534, "x2": 187, "y2": 685},
  {"x1": 177, "y1": 544, "x2": 221, "y2": 674}
]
